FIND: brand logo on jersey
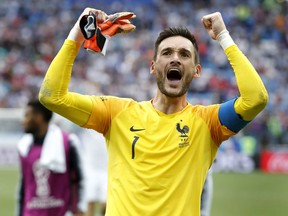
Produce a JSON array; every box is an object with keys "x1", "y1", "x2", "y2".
[
  {"x1": 176, "y1": 120, "x2": 189, "y2": 148},
  {"x1": 130, "y1": 126, "x2": 145, "y2": 132}
]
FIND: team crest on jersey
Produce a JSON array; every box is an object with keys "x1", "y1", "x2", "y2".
[{"x1": 176, "y1": 120, "x2": 189, "y2": 148}]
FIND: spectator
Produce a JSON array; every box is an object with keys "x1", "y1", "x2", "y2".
[{"x1": 0, "y1": 0, "x2": 287, "y2": 147}]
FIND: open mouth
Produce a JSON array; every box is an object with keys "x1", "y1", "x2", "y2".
[{"x1": 167, "y1": 68, "x2": 182, "y2": 81}]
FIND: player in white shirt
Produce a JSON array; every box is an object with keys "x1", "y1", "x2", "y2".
[{"x1": 80, "y1": 129, "x2": 108, "y2": 216}]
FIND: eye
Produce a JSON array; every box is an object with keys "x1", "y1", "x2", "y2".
[
  {"x1": 162, "y1": 50, "x2": 171, "y2": 56},
  {"x1": 180, "y1": 51, "x2": 191, "y2": 58}
]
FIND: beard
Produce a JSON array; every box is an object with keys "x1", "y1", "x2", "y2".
[
  {"x1": 24, "y1": 127, "x2": 34, "y2": 134},
  {"x1": 23, "y1": 123, "x2": 38, "y2": 134},
  {"x1": 156, "y1": 75, "x2": 192, "y2": 98}
]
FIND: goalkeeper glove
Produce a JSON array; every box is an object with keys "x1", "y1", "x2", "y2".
[{"x1": 79, "y1": 11, "x2": 136, "y2": 55}]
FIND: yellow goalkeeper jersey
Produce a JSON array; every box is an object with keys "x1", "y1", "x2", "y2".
[
  {"x1": 39, "y1": 39, "x2": 268, "y2": 216},
  {"x1": 85, "y1": 96, "x2": 235, "y2": 216}
]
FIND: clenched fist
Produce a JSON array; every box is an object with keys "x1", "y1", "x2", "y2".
[{"x1": 201, "y1": 12, "x2": 227, "y2": 40}]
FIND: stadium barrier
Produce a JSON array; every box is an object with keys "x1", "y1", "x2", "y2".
[
  {"x1": 260, "y1": 149, "x2": 288, "y2": 173},
  {"x1": 1, "y1": 108, "x2": 288, "y2": 174}
]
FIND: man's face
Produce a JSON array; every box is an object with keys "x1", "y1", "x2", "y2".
[
  {"x1": 22, "y1": 106, "x2": 40, "y2": 134},
  {"x1": 150, "y1": 36, "x2": 200, "y2": 97}
]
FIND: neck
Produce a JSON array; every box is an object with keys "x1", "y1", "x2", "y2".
[{"x1": 152, "y1": 92, "x2": 188, "y2": 114}]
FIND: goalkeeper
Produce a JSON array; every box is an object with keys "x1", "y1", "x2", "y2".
[{"x1": 39, "y1": 7, "x2": 268, "y2": 216}]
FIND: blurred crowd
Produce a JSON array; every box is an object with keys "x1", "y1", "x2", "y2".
[{"x1": 0, "y1": 0, "x2": 288, "y2": 148}]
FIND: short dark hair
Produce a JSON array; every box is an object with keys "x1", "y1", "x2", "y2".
[
  {"x1": 153, "y1": 27, "x2": 199, "y2": 64},
  {"x1": 27, "y1": 99, "x2": 53, "y2": 123}
]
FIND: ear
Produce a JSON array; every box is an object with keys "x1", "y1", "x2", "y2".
[
  {"x1": 193, "y1": 64, "x2": 202, "y2": 78},
  {"x1": 150, "y1": 61, "x2": 155, "y2": 75}
]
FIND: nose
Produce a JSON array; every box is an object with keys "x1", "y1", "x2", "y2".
[{"x1": 170, "y1": 52, "x2": 181, "y2": 65}]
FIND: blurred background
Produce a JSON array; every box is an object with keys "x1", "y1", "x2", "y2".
[{"x1": 0, "y1": 0, "x2": 287, "y2": 215}]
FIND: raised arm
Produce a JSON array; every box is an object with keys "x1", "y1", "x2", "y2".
[
  {"x1": 202, "y1": 12, "x2": 268, "y2": 131},
  {"x1": 39, "y1": 8, "x2": 136, "y2": 127},
  {"x1": 38, "y1": 9, "x2": 108, "y2": 126}
]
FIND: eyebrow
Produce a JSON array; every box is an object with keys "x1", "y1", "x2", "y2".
[
  {"x1": 161, "y1": 47, "x2": 192, "y2": 53},
  {"x1": 160, "y1": 47, "x2": 192, "y2": 56}
]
